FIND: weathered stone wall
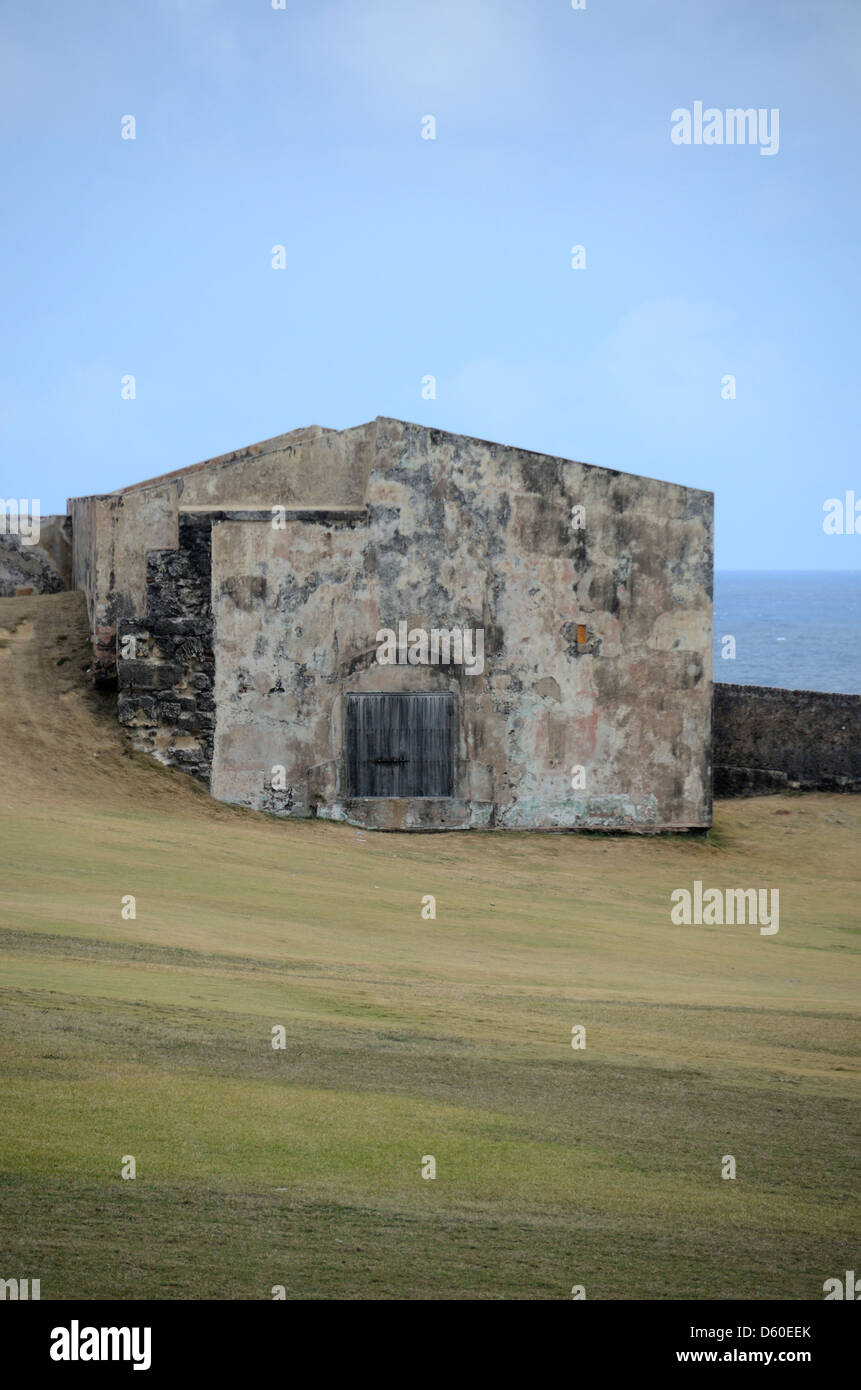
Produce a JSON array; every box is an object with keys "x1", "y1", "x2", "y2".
[
  {"x1": 178, "y1": 424, "x2": 371, "y2": 510},
  {"x1": 68, "y1": 425, "x2": 368, "y2": 683},
  {"x1": 116, "y1": 514, "x2": 215, "y2": 781},
  {"x1": 114, "y1": 424, "x2": 334, "y2": 498},
  {"x1": 69, "y1": 493, "x2": 102, "y2": 621},
  {"x1": 0, "y1": 516, "x2": 70, "y2": 596},
  {"x1": 68, "y1": 488, "x2": 178, "y2": 683},
  {"x1": 68, "y1": 416, "x2": 714, "y2": 829},
  {"x1": 714, "y1": 683, "x2": 861, "y2": 795},
  {"x1": 209, "y1": 418, "x2": 713, "y2": 831}
]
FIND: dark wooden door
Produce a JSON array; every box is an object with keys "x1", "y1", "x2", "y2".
[{"x1": 346, "y1": 693, "x2": 455, "y2": 797}]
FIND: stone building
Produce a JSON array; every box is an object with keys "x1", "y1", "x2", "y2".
[{"x1": 65, "y1": 417, "x2": 714, "y2": 831}]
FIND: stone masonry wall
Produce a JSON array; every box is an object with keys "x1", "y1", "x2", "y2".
[
  {"x1": 116, "y1": 514, "x2": 215, "y2": 782},
  {"x1": 68, "y1": 426, "x2": 367, "y2": 686},
  {"x1": 69, "y1": 417, "x2": 715, "y2": 828},
  {"x1": 714, "y1": 683, "x2": 861, "y2": 795},
  {"x1": 210, "y1": 419, "x2": 713, "y2": 831}
]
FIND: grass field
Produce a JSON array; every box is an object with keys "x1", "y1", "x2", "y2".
[{"x1": 0, "y1": 592, "x2": 858, "y2": 1299}]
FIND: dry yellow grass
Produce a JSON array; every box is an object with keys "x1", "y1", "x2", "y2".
[{"x1": 0, "y1": 592, "x2": 858, "y2": 1299}]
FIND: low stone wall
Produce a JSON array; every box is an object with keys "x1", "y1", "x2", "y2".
[
  {"x1": 714, "y1": 683, "x2": 861, "y2": 796},
  {"x1": 0, "y1": 517, "x2": 71, "y2": 597}
]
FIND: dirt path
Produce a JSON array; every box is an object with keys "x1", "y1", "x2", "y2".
[{"x1": 0, "y1": 592, "x2": 211, "y2": 812}]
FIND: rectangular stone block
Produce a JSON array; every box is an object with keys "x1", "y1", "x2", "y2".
[{"x1": 118, "y1": 660, "x2": 182, "y2": 690}]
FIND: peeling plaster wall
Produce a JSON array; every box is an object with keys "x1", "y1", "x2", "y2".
[
  {"x1": 68, "y1": 487, "x2": 177, "y2": 683},
  {"x1": 68, "y1": 424, "x2": 373, "y2": 683},
  {"x1": 177, "y1": 423, "x2": 373, "y2": 510},
  {"x1": 209, "y1": 418, "x2": 713, "y2": 831},
  {"x1": 68, "y1": 416, "x2": 712, "y2": 828},
  {"x1": 69, "y1": 494, "x2": 106, "y2": 630},
  {"x1": 112, "y1": 424, "x2": 333, "y2": 497}
]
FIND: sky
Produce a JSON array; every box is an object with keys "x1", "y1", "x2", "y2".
[{"x1": 1, "y1": 0, "x2": 859, "y2": 569}]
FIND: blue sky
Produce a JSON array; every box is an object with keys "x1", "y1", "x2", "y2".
[{"x1": 1, "y1": 0, "x2": 859, "y2": 568}]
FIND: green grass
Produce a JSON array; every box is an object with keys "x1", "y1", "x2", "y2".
[{"x1": 0, "y1": 593, "x2": 858, "y2": 1298}]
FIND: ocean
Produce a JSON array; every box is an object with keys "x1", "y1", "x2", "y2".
[{"x1": 713, "y1": 571, "x2": 861, "y2": 695}]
